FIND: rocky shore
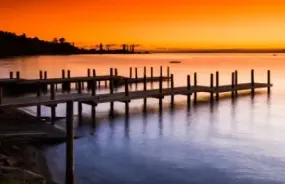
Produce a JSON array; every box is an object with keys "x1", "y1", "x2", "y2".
[{"x1": 0, "y1": 139, "x2": 55, "y2": 184}]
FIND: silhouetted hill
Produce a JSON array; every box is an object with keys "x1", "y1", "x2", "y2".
[{"x1": 0, "y1": 31, "x2": 94, "y2": 58}]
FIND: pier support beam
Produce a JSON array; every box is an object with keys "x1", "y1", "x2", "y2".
[
  {"x1": 151, "y1": 67, "x2": 154, "y2": 83},
  {"x1": 231, "y1": 72, "x2": 235, "y2": 99},
  {"x1": 170, "y1": 74, "x2": 174, "y2": 107},
  {"x1": 194, "y1": 72, "x2": 197, "y2": 104},
  {"x1": 51, "y1": 105, "x2": 56, "y2": 126},
  {"x1": 91, "y1": 103, "x2": 96, "y2": 129},
  {"x1": 210, "y1": 73, "x2": 214, "y2": 103},
  {"x1": 9, "y1": 71, "x2": 13, "y2": 79},
  {"x1": 251, "y1": 69, "x2": 255, "y2": 96},
  {"x1": 215, "y1": 71, "x2": 219, "y2": 101},
  {"x1": 125, "y1": 79, "x2": 130, "y2": 117},
  {"x1": 109, "y1": 68, "x2": 114, "y2": 117},
  {"x1": 267, "y1": 70, "x2": 271, "y2": 94},
  {"x1": 143, "y1": 70, "x2": 147, "y2": 113},
  {"x1": 65, "y1": 100, "x2": 74, "y2": 184},
  {"x1": 187, "y1": 75, "x2": 191, "y2": 108},
  {"x1": 67, "y1": 70, "x2": 71, "y2": 92},
  {"x1": 235, "y1": 70, "x2": 238, "y2": 97},
  {"x1": 159, "y1": 75, "x2": 163, "y2": 111},
  {"x1": 36, "y1": 81, "x2": 41, "y2": 118}
]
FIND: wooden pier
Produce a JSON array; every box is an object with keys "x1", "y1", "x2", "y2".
[{"x1": 0, "y1": 67, "x2": 272, "y2": 184}]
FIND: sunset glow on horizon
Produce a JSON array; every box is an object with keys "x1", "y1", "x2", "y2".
[{"x1": 1, "y1": 0, "x2": 285, "y2": 49}]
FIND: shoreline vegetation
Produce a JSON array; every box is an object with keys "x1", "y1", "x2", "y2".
[{"x1": 0, "y1": 30, "x2": 148, "y2": 58}]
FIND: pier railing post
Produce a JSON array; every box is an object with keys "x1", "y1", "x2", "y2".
[
  {"x1": 129, "y1": 67, "x2": 132, "y2": 79},
  {"x1": 62, "y1": 69, "x2": 65, "y2": 79},
  {"x1": 109, "y1": 68, "x2": 114, "y2": 117},
  {"x1": 187, "y1": 75, "x2": 191, "y2": 108},
  {"x1": 210, "y1": 73, "x2": 214, "y2": 103},
  {"x1": 67, "y1": 70, "x2": 71, "y2": 92},
  {"x1": 0, "y1": 87, "x2": 3, "y2": 105},
  {"x1": 125, "y1": 79, "x2": 129, "y2": 116},
  {"x1": 65, "y1": 100, "x2": 74, "y2": 184},
  {"x1": 36, "y1": 79, "x2": 41, "y2": 118},
  {"x1": 160, "y1": 66, "x2": 163, "y2": 78},
  {"x1": 215, "y1": 71, "x2": 219, "y2": 101},
  {"x1": 159, "y1": 74, "x2": 163, "y2": 111},
  {"x1": 16, "y1": 71, "x2": 20, "y2": 80},
  {"x1": 39, "y1": 71, "x2": 43, "y2": 80},
  {"x1": 231, "y1": 72, "x2": 235, "y2": 98},
  {"x1": 92, "y1": 70, "x2": 97, "y2": 96},
  {"x1": 9, "y1": 71, "x2": 13, "y2": 79},
  {"x1": 251, "y1": 69, "x2": 255, "y2": 95},
  {"x1": 44, "y1": 71, "x2": 47, "y2": 80},
  {"x1": 87, "y1": 68, "x2": 91, "y2": 77},
  {"x1": 143, "y1": 70, "x2": 147, "y2": 112},
  {"x1": 167, "y1": 66, "x2": 170, "y2": 79},
  {"x1": 135, "y1": 67, "x2": 138, "y2": 84},
  {"x1": 151, "y1": 67, "x2": 154, "y2": 82},
  {"x1": 50, "y1": 83, "x2": 55, "y2": 100},
  {"x1": 170, "y1": 74, "x2": 174, "y2": 106},
  {"x1": 62, "y1": 69, "x2": 66, "y2": 92},
  {"x1": 193, "y1": 72, "x2": 197, "y2": 104},
  {"x1": 267, "y1": 70, "x2": 271, "y2": 94},
  {"x1": 235, "y1": 70, "x2": 238, "y2": 97}
]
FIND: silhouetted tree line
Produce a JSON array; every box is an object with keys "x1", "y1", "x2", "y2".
[{"x1": 0, "y1": 31, "x2": 95, "y2": 58}]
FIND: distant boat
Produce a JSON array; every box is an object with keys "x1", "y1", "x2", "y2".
[{"x1": 169, "y1": 60, "x2": 181, "y2": 64}]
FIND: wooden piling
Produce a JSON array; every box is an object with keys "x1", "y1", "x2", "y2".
[
  {"x1": 129, "y1": 67, "x2": 132, "y2": 79},
  {"x1": 87, "y1": 68, "x2": 91, "y2": 77},
  {"x1": 16, "y1": 71, "x2": 20, "y2": 79},
  {"x1": 231, "y1": 72, "x2": 235, "y2": 98},
  {"x1": 39, "y1": 71, "x2": 43, "y2": 80},
  {"x1": 215, "y1": 71, "x2": 219, "y2": 101},
  {"x1": 36, "y1": 81, "x2": 41, "y2": 118},
  {"x1": 115, "y1": 68, "x2": 118, "y2": 76},
  {"x1": 65, "y1": 100, "x2": 74, "y2": 184},
  {"x1": 0, "y1": 87, "x2": 2, "y2": 105},
  {"x1": 110, "y1": 68, "x2": 114, "y2": 117},
  {"x1": 67, "y1": 70, "x2": 71, "y2": 78},
  {"x1": 91, "y1": 103, "x2": 96, "y2": 129},
  {"x1": 78, "y1": 102, "x2": 83, "y2": 125},
  {"x1": 50, "y1": 83, "x2": 55, "y2": 100},
  {"x1": 187, "y1": 75, "x2": 191, "y2": 108},
  {"x1": 62, "y1": 69, "x2": 65, "y2": 79},
  {"x1": 135, "y1": 68, "x2": 138, "y2": 83},
  {"x1": 51, "y1": 105, "x2": 56, "y2": 126},
  {"x1": 160, "y1": 66, "x2": 163, "y2": 77},
  {"x1": 170, "y1": 74, "x2": 174, "y2": 106},
  {"x1": 92, "y1": 70, "x2": 96, "y2": 96},
  {"x1": 125, "y1": 79, "x2": 129, "y2": 116},
  {"x1": 159, "y1": 75, "x2": 163, "y2": 110},
  {"x1": 67, "y1": 70, "x2": 71, "y2": 92},
  {"x1": 251, "y1": 69, "x2": 255, "y2": 95},
  {"x1": 167, "y1": 66, "x2": 170, "y2": 78},
  {"x1": 267, "y1": 70, "x2": 271, "y2": 94},
  {"x1": 143, "y1": 71, "x2": 147, "y2": 112},
  {"x1": 151, "y1": 67, "x2": 154, "y2": 82},
  {"x1": 235, "y1": 70, "x2": 238, "y2": 97},
  {"x1": 194, "y1": 72, "x2": 197, "y2": 104},
  {"x1": 9, "y1": 72, "x2": 13, "y2": 79},
  {"x1": 44, "y1": 71, "x2": 47, "y2": 79},
  {"x1": 210, "y1": 73, "x2": 214, "y2": 103}
]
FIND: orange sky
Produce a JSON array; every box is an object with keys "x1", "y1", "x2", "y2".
[{"x1": 1, "y1": 0, "x2": 285, "y2": 49}]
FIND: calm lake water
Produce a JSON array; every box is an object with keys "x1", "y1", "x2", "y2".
[{"x1": 1, "y1": 54, "x2": 285, "y2": 184}]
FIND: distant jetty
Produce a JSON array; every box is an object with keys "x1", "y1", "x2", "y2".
[{"x1": 0, "y1": 30, "x2": 148, "y2": 58}]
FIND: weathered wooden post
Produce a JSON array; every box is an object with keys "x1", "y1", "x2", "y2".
[
  {"x1": 50, "y1": 83, "x2": 56, "y2": 126},
  {"x1": 115, "y1": 68, "x2": 118, "y2": 76},
  {"x1": 125, "y1": 78, "x2": 129, "y2": 116},
  {"x1": 62, "y1": 70, "x2": 66, "y2": 92},
  {"x1": 267, "y1": 70, "x2": 271, "y2": 94},
  {"x1": 231, "y1": 72, "x2": 235, "y2": 98},
  {"x1": 36, "y1": 81, "x2": 41, "y2": 118},
  {"x1": 159, "y1": 74, "x2": 163, "y2": 111},
  {"x1": 44, "y1": 71, "x2": 47, "y2": 80},
  {"x1": 67, "y1": 70, "x2": 71, "y2": 92},
  {"x1": 77, "y1": 82, "x2": 82, "y2": 94},
  {"x1": 143, "y1": 71, "x2": 147, "y2": 112},
  {"x1": 215, "y1": 71, "x2": 219, "y2": 101},
  {"x1": 235, "y1": 70, "x2": 238, "y2": 97},
  {"x1": 50, "y1": 83, "x2": 55, "y2": 100},
  {"x1": 92, "y1": 70, "x2": 97, "y2": 96},
  {"x1": 160, "y1": 66, "x2": 163, "y2": 78},
  {"x1": 251, "y1": 69, "x2": 255, "y2": 95},
  {"x1": 170, "y1": 74, "x2": 174, "y2": 106},
  {"x1": 16, "y1": 71, "x2": 20, "y2": 80},
  {"x1": 0, "y1": 87, "x2": 2, "y2": 105},
  {"x1": 135, "y1": 67, "x2": 138, "y2": 84},
  {"x1": 187, "y1": 75, "x2": 191, "y2": 108},
  {"x1": 87, "y1": 68, "x2": 91, "y2": 77},
  {"x1": 9, "y1": 71, "x2": 13, "y2": 79},
  {"x1": 151, "y1": 67, "x2": 154, "y2": 82},
  {"x1": 77, "y1": 81, "x2": 82, "y2": 125},
  {"x1": 129, "y1": 67, "x2": 132, "y2": 79},
  {"x1": 210, "y1": 73, "x2": 214, "y2": 103},
  {"x1": 109, "y1": 68, "x2": 114, "y2": 117},
  {"x1": 167, "y1": 66, "x2": 170, "y2": 79},
  {"x1": 193, "y1": 72, "x2": 197, "y2": 104},
  {"x1": 39, "y1": 71, "x2": 43, "y2": 80},
  {"x1": 91, "y1": 70, "x2": 97, "y2": 128},
  {"x1": 65, "y1": 100, "x2": 74, "y2": 184}
]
